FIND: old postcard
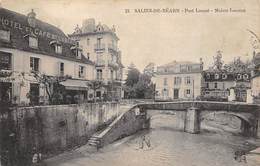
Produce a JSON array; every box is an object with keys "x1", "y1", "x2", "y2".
[{"x1": 0, "y1": 0, "x2": 260, "y2": 166}]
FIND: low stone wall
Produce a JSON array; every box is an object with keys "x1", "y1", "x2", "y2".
[
  {"x1": 0, "y1": 102, "x2": 119, "y2": 165},
  {"x1": 96, "y1": 106, "x2": 148, "y2": 147}
]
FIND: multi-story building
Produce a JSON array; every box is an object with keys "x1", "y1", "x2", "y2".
[
  {"x1": 201, "y1": 70, "x2": 251, "y2": 102},
  {"x1": 153, "y1": 60, "x2": 203, "y2": 101},
  {"x1": 251, "y1": 51, "x2": 260, "y2": 103},
  {"x1": 69, "y1": 19, "x2": 124, "y2": 100},
  {"x1": 0, "y1": 8, "x2": 95, "y2": 105}
]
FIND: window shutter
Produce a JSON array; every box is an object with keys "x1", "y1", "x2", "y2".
[
  {"x1": 12, "y1": 82, "x2": 21, "y2": 104},
  {"x1": 84, "y1": 66, "x2": 87, "y2": 78}
]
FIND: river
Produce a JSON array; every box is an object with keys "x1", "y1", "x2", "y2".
[{"x1": 46, "y1": 114, "x2": 259, "y2": 166}]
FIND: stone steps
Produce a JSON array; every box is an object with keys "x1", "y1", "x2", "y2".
[{"x1": 87, "y1": 136, "x2": 101, "y2": 148}]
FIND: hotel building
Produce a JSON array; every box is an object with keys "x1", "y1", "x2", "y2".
[
  {"x1": 0, "y1": 8, "x2": 95, "y2": 105},
  {"x1": 69, "y1": 19, "x2": 124, "y2": 100}
]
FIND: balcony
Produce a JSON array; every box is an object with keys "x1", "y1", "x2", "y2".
[
  {"x1": 108, "y1": 78, "x2": 122, "y2": 86},
  {"x1": 0, "y1": 69, "x2": 12, "y2": 77},
  {"x1": 94, "y1": 43, "x2": 105, "y2": 52},
  {"x1": 95, "y1": 59, "x2": 105, "y2": 67},
  {"x1": 108, "y1": 60, "x2": 119, "y2": 69},
  {"x1": 108, "y1": 44, "x2": 118, "y2": 53}
]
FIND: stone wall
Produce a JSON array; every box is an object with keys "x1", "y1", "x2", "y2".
[
  {"x1": 0, "y1": 102, "x2": 119, "y2": 165},
  {"x1": 96, "y1": 106, "x2": 148, "y2": 147}
]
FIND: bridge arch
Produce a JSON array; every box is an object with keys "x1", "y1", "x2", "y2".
[{"x1": 200, "y1": 111, "x2": 253, "y2": 126}]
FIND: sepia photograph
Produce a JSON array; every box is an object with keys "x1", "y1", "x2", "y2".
[{"x1": 0, "y1": 0, "x2": 260, "y2": 165}]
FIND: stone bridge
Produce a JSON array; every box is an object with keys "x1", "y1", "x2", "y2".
[
  {"x1": 89, "y1": 101, "x2": 260, "y2": 148},
  {"x1": 136, "y1": 101, "x2": 260, "y2": 137}
]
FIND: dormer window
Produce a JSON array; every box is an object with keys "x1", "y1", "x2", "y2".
[
  {"x1": 50, "y1": 40, "x2": 62, "y2": 54},
  {"x1": 0, "y1": 30, "x2": 10, "y2": 42},
  {"x1": 29, "y1": 36, "x2": 38, "y2": 49},
  {"x1": 76, "y1": 50, "x2": 82, "y2": 59},
  {"x1": 70, "y1": 45, "x2": 82, "y2": 59},
  {"x1": 55, "y1": 45, "x2": 62, "y2": 54}
]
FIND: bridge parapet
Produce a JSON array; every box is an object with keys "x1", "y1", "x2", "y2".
[{"x1": 138, "y1": 101, "x2": 260, "y2": 113}]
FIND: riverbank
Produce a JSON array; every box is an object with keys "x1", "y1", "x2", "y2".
[
  {"x1": 45, "y1": 114, "x2": 260, "y2": 166},
  {"x1": 247, "y1": 147, "x2": 260, "y2": 165}
]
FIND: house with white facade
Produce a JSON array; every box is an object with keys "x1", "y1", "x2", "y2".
[
  {"x1": 153, "y1": 60, "x2": 203, "y2": 101},
  {"x1": 0, "y1": 8, "x2": 95, "y2": 105}
]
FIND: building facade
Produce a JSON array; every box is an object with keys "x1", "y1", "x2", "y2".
[
  {"x1": 251, "y1": 51, "x2": 260, "y2": 103},
  {"x1": 153, "y1": 60, "x2": 203, "y2": 101},
  {"x1": 69, "y1": 19, "x2": 124, "y2": 100},
  {"x1": 0, "y1": 8, "x2": 95, "y2": 106},
  {"x1": 201, "y1": 70, "x2": 251, "y2": 102}
]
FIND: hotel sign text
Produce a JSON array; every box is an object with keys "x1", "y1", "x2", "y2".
[{"x1": 0, "y1": 17, "x2": 75, "y2": 44}]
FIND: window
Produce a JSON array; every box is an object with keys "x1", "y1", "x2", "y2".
[
  {"x1": 97, "y1": 69, "x2": 103, "y2": 80},
  {"x1": 59, "y1": 62, "x2": 64, "y2": 76},
  {"x1": 174, "y1": 77, "x2": 182, "y2": 85},
  {"x1": 0, "y1": 30, "x2": 10, "y2": 42},
  {"x1": 30, "y1": 57, "x2": 39, "y2": 72},
  {"x1": 214, "y1": 82, "x2": 218, "y2": 89},
  {"x1": 164, "y1": 78, "x2": 168, "y2": 86},
  {"x1": 29, "y1": 37, "x2": 38, "y2": 48},
  {"x1": 75, "y1": 50, "x2": 81, "y2": 59},
  {"x1": 206, "y1": 82, "x2": 209, "y2": 89},
  {"x1": 215, "y1": 73, "x2": 220, "y2": 79},
  {"x1": 78, "y1": 66, "x2": 85, "y2": 78},
  {"x1": 97, "y1": 38, "x2": 102, "y2": 48},
  {"x1": 185, "y1": 76, "x2": 191, "y2": 84},
  {"x1": 111, "y1": 70, "x2": 114, "y2": 80},
  {"x1": 222, "y1": 73, "x2": 227, "y2": 79},
  {"x1": 55, "y1": 45, "x2": 62, "y2": 54},
  {"x1": 187, "y1": 65, "x2": 192, "y2": 72},
  {"x1": 186, "y1": 89, "x2": 191, "y2": 95},
  {"x1": 0, "y1": 52, "x2": 11, "y2": 70},
  {"x1": 162, "y1": 89, "x2": 168, "y2": 97}
]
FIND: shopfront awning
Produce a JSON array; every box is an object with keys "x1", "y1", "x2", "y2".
[{"x1": 60, "y1": 79, "x2": 89, "y2": 91}]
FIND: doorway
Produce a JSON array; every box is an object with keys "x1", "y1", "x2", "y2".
[
  {"x1": 29, "y1": 83, "x2": 39, "y2": 105},
  {"x1": 173, "y1": 89, "x2": 179, "y2": 99}
]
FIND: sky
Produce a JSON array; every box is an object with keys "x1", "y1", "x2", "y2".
[{"x1": 1, "y1": 0, "x2": 260, "y2": 71}]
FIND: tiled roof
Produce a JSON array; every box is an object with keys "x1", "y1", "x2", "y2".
[{"x1": 0, "y1": 7, "x2": 94, "y2": 65}]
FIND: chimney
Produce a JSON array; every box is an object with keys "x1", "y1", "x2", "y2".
[
  {"x1": 27, "y1": 9, "x2": 36, "y2": 28},
  {"x1": 27, "y1": 9, "x2": 36, "y2": 18},
  {"x1": 82, "y1": 18, "x2": 95, "y2": 33}
]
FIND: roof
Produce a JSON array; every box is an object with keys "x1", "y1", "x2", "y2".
[
  {"x1": 159, "y1": 61, "x2": 198, "y2": 67},
  {"x1": 0, "y1": 7, "x2": 94, "y2": 65},
  {"x1": 68, "y1": 20, "x2": 119, "y2": 40}
]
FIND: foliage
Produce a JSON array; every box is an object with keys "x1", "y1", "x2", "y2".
[
  {"x1": 125, "y1": 63, "x2": 140, "y2": 87},
  {"x1": 31, "y1": 71, "x2": 69, "y2": 105},
  {"x1": 212, "y1": 50, "x2": 224, "y2": 71},
  {"x1": 134, "y1": 74, "x2": 154, "y2": 99},
  {"x1": 124, "y1": 63, "x2": 155, "y2": 99},
  {"x1": 87, "y1": 80, "x2": 105, "y2": 102},
  {"x1": 223, "y1": 57, "x2": 252, "y2": 73},
  {"x1": 143, "y1": 62, "x2": 155, "y2": 77}
]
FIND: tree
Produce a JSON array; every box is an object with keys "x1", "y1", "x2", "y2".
[
  {"x1": 212, "y1": 50, "x2": 223, "y2": 71},
  {"x1": 87, "y1": 80, "x2": 105, "y2": 102},
  {"x1": 125, "y1": 63, "x2": 140, "y2": 87},
  {"x1": 143, "y1": 62, "x2": 155, "y2": 77},
  {"x1": 134, "y1": 73, "x2": 154, "y2": 99},
  {"x1": 30, "y1": 71, "x2": 69, "y2": 105},
  {"x1": 223, "y1": 57, "x2": 252, "y2": 73}
]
